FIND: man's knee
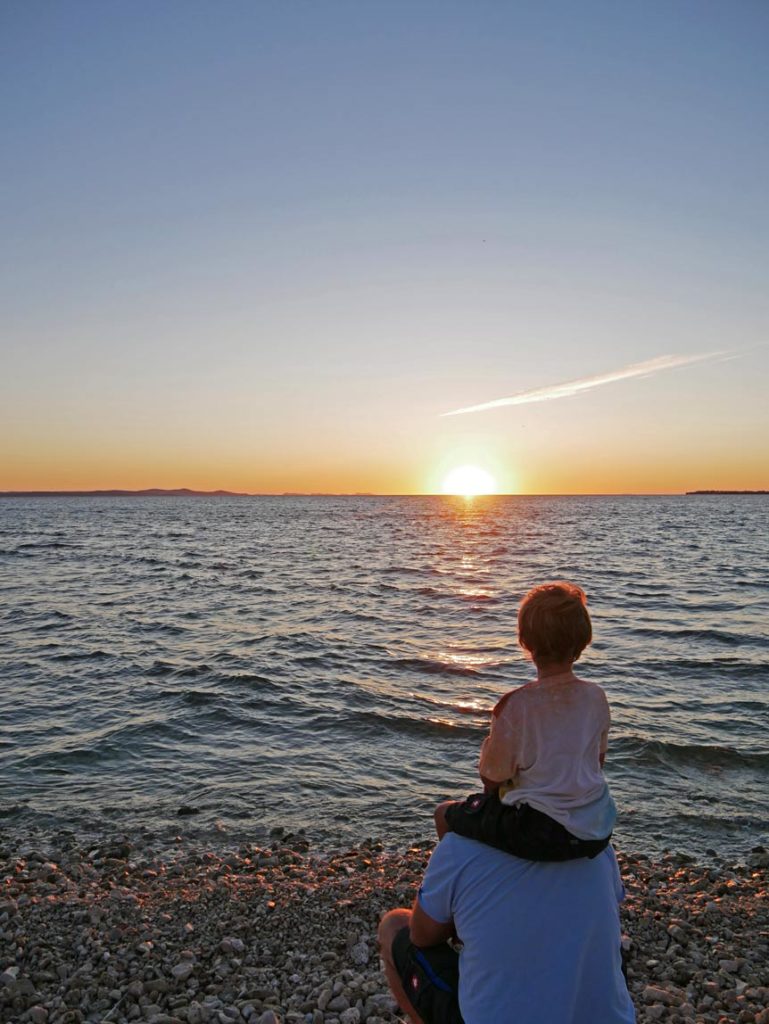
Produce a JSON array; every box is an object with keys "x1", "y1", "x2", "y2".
[{"x1": 378, "y1": 908, "x2": 411, "y2": 964}]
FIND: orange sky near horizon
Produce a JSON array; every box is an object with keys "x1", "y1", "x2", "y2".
[{"x1": 3, "y1": 419, "x2": 767, "y2": 495}]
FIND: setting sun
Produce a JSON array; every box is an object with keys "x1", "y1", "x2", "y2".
[{"x1": 441, "y1": 465, "x2": 498, "y2": 496}]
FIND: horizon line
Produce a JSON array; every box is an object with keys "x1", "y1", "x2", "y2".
[{"x1": 1, "y1": 488, "x2": 765, "y2": 498}]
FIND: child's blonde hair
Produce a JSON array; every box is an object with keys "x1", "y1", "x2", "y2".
[{"x1": 518, "y1": 581, "x2": 592, "y2": 663}]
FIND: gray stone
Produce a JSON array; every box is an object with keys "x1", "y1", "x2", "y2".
[
  {"x1": 256, "y1": 1012, "x2": 280, "y2": 1024},
  {"x1": 0, "y1": 966, "x2": 19, "y2": 986},
  {"x1": 327, "y1": 994, "x2": 350, "y2": 1012},
  {"x1": 349, "y1": 942, "x2": 369, "y2": 966},
  {"x1": 220, "y1": 937, "x2": 245, "y2": 955},
  {"x1": 172, "y1": 961, "x2": 195, "y2": 982},
  {"x1": 186, "y1": 1001, "x2": 206, "y2": 1024}
]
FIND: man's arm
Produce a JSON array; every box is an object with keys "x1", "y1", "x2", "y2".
[{"x1": 409, "y1": 896, "x2": 454, "y2": 948}]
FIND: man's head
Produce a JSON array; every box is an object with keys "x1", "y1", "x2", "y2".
[{"x1": 517, "y1": 581, "x2": 592, "y2": 666}]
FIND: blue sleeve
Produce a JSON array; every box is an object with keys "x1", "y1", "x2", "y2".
[{"x1": 417, "y1": 837, "x2": 457, "y2": 925}]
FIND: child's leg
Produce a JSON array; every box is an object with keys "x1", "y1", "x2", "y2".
[{"x1": 445, "y1": 793, "x2": 610, "y2": 861}]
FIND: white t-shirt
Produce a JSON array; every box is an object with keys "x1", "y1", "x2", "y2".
[{"x1": 478, "y1": 674, "x2": 616, "y2": 840}]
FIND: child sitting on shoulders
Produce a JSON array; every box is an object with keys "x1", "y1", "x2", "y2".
[{"x1": 435, "y1": 581, "x2": 616, "y2": 861}]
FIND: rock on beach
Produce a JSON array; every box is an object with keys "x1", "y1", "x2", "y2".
[{"x1": 0, "y1": 835, "x2": 768, "y2": 1024}]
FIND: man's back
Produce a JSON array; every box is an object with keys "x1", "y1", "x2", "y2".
[{"x1": 418, "y1": 835, "x2": 636, "y2": 1024}]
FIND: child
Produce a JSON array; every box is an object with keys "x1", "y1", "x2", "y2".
[{"x1": 435, "y1": 581, "x2": 616, "y2": 860}]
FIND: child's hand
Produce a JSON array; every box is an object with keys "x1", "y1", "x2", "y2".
[{"x1": 480, "y1": 774, "x2": 500, "y2": 796}]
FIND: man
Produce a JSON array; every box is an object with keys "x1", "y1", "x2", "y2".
[{"x1": 378, "y1": 833, "x2": 636, "y2": 1024}]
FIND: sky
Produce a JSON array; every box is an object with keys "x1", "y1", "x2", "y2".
[{"x1": 2, "y1": 1, "x2": 768, "y2": 494}]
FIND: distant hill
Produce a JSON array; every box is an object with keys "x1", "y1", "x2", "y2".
[
  {"x1": 686, "y1": 490, "x2": 768, "y2": 495},
  {"x1": 0, "y1": 488, "x2": 251, "y2": 497}
]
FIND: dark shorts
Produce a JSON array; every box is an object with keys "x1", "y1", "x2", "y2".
[
  {"x1": 444, "y1": 791, "x2": 610, "y2": 861},
  {"x1": 392, "y1": 926, "x2": 464, "y2": 1024}
]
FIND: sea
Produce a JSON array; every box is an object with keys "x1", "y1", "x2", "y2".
[{"x1": 1, "y1": 495, "x2": 767, "y2": 861}]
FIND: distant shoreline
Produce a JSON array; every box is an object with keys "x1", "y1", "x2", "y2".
[{"x1": 1, "y1": 489, "x2": 767, "y2": 498}]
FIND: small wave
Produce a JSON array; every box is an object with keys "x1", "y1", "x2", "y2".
[
  {"x1": 614, "y1": 735, "x2": 769, "y2": 771},
  {"x1": 133, "y1": 621, "x2": 188, "y2": 636},
  {"x1": 0, "y1": 804, "x2": 27, "y2": 818},
  {"x1": 148, "y1": 659, "x2": 180, "y2": 676},
  {"x1": 352, "y1": 709, "x2": 483, "y2": 740},
  {"x1": 218, "y1": 672, "x2": 280, "y2": 691},
  {"x1": 19, "y1": 717, "x2": 193, "y2": 768},
  {"x1": 178, "y1": 663, "x2": 213, "y2": 678},
  {"x1": 631, "y1": 626, "x2": 766, "y2": 648},
  {"x1": 635, "y1": 657, "x2": 769, "y2": 682},
  {"x1": 151, "y1": 687, "x2": 218, "y2": 706},
  {"x1": 182, "y1": 692, "x2": 222, "y2": 708},
  {"x1": 390, "y1": 656, "x2": 483, "y2": 677},
  {"x1": 411, "y1": 692, "x2": 493, "y2": 716},
  {"x1": 670, "y1": 809, "x2": 767, "y2": 830},
  {"x1": 52, "y1": 649, "x2": 112, "y2": 662},
  {"x1": 16, "y1": 541, "x2": 77, "y2": 550}
]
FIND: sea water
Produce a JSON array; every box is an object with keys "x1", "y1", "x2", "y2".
[{"x1": 1, "y1": 495, "x2": 767, "y2": 860}]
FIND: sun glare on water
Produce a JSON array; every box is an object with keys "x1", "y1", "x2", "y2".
[{"x1": 441, "y1": 465, "x2": 498, "y2": 497}]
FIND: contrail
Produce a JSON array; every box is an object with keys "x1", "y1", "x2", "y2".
[{"x1": 440, "y1": 350, "x2": 730, "y2": 417}]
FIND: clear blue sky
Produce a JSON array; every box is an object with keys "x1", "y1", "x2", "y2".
[{"x1": 2, "y1": 1, "x2": 767, "y2": 492}]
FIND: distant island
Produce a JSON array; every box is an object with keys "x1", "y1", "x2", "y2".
[
  {"x1": 0, "y1": 489, "x2": 380, "y2": 498},
  {"x1": 0, "y1": 488, "x2": 251, "y2": 498},
  {"x1": 686, "y1": 490, "x2": 768, "y2": 495}
]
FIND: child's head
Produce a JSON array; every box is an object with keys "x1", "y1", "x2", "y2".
[{"x1": 517, "y1": 581, "x2": 592, "y2": 666}]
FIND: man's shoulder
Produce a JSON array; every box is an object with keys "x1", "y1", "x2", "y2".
[
  {"x1": 434, "y1": 835, "x2": 622, "y2": 894},
  {"x1": 432, "y1": 833, "x2": 530, "y2": 877}
]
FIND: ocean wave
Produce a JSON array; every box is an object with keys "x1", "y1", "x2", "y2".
[
  {"x1": 633, "y1": 657, "x2": 769, "y2": 682},
  {"x1": 15, "y1": 540, "x2": 77, "y2": 550},
  {"x1": 337, "y1": 708, "x2": 483, "y2": 740},
  {"x1": 630, "y1": 626, "x2": 766, "y2": 648},
  {"x1": 52, "y1": 649, "x2": 112, "y2": 662},
  {"x1": 410, "y1": 692, "x2": 492, "y2": 716},
  {"x1": 389, "y1": 656, "x2": 485, "y2": 677},
  {"x1": 17, "y1": 717, "x2": 195, "y2": 768},
  {"x1": 613, "y1": 735, "x2": 769, "y2": 770}
]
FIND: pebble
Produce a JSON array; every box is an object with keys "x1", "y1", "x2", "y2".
[{"x1": 350, "y1": 942, "x2": 370, "y2": 966}]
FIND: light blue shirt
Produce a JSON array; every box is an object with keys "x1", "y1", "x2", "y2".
[{"x1": 418, "y1": 835, "x2": 636, "y2": 1024}]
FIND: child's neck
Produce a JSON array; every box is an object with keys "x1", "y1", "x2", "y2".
[{"x1": 535, "y1": 661, "x2": 576, "y2": 682}]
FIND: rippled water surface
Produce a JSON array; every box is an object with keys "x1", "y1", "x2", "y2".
[{"x1": 1, "y1": 495, "x2": 768, "y2": 859}]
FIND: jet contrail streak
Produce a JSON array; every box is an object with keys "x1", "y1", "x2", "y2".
[{"x1": 440, "y1": 351, "x2": 729, "y2": 417}]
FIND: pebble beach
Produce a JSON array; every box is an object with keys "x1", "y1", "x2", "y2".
[{"x1": 2, "y1": 832, "x2": 768, "y2": 1024}]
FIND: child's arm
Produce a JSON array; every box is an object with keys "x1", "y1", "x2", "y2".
[
  {"x1": 599, "y1": 690, "x2": 611, "y2": 768},
  {"x1": 480, "y1": 774, "x2": 501, "y2": 795},
  {"x1": 478, "y1": 691, "x2": 518, "y2": 791}
]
